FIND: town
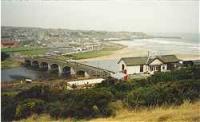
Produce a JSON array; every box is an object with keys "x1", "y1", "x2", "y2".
[{"x1": 1, "y1": 0, "x2": 199, "y2": 121}]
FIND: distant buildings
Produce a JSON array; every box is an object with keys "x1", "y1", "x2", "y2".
[{"x1": 1, "y1": 39, "x2": 19, "y2": 48}]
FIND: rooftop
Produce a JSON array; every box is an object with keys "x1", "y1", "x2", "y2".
[{"x1": 119, "y1": 55, "x2": 180, "y2": 66}]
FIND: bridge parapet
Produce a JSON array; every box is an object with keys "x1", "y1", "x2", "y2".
[{"x1": 24, "y1": 57, "x2": 114, "y2": 78}]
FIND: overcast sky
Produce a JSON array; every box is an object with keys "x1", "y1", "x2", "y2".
[{"x1": 1, "y1": 0, "x2": 199, "y2": 33}]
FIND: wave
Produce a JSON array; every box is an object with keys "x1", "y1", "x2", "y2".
[{"x1": 113, "y1": 38, "x2": 200, "y2": 55}]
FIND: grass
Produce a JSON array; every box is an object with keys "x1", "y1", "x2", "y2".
[
  {"x1": 68, "y1": 43, "x2": 126, "y2": 60},
  {"x1": 2, "y1": 47, "x2": 49, "y2": 56},
  {"x1": 72, "y1": 50, "x2": 113, "y2": 60},
  {"x1": 90, "y1": 101, "x2": 200, "y2": 122},
  {"x1": 18, "y1": 100, "x2": 200, "y2": 122},
  {"x1": 18, "y1": 48, "x2": 48, "y2": 56},
  {"x1": 1, "y1": 58, "x2": 22, "y2": 69}
]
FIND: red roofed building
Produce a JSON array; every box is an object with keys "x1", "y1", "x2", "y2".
[{"x1": 1, "y1": 39, "x2": 19, "y2": 48}]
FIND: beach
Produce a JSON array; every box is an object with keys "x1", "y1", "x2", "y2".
[{"x1": 80, "y1": 38, "x2": 200, "y2": 62}]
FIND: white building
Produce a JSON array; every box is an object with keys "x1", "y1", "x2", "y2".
[
  {"x1": 67, "y1": 78, "x2": 104, "y2": 89},
  {"x1": 118, "y1": 55, "x2": 180, "y2": 75}
]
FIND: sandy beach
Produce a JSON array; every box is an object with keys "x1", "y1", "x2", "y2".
[{"x1": 80, "y1": 39, "x2": 200, "y2": 62}]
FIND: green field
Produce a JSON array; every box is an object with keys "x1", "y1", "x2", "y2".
[
  {"x1": 2, "y1": 47, "x2": 49, "y2": 56},
  {"x1": 1, "y1": 58, "x2": 22, "y2": 69},
  {"x1": 67, "y1": 43, "x2": 126, "y2": 60}
]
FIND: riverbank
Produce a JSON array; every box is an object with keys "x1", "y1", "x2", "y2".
[{"x1": 1, "y1": 58, "x2": 22, "y2": 69}]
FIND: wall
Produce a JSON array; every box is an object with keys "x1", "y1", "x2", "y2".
[
  {"x1": 118, "y1": 60, "x2": 126, "y2": 71},
  {"x1": 126, "y1": 65, "x2": 141, "y2": 74},
  {"x1": 149, "y1": 59, "x2": 163, "y2": 65},
  {"x1": 161, "y1": 64, "x2": 167, "y2": 72},
  {"x1": 118, "y1": 60, "x2": 143, "y2": 74}
]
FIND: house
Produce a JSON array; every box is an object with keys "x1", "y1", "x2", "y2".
[
  {"x1": 1, "y1": 39, "x2": 19, "y2": 48},
  {"x1": 118, "y1": 55, "x2": 180, "y2": 75}
]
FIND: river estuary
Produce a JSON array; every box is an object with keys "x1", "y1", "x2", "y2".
[{"x1": 1, "y1": 66, "x2": 62, "y2": 82}]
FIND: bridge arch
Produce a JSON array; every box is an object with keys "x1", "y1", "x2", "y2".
[
  {"x1": 24, "y1": 60, "x2": 31, "y2": 66},
  {"x1": 40, "y1": 62, "x2": 48, "y2": 71},
  {"x1": 76, "y1": 70, "x2": 85, "y2": 77},
  {"x1": 63, "y1": 66, "x2": 71, "y2": 76},
  {"x1": 50, "y1": 64, "x2": 59, "y2": 73},
  {"x1": 32, "y1": 61, "x2": 39, "y2": 68}
]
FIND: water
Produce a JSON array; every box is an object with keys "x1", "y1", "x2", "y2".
[
  {"x1": 113, "y1": 36, "x2": 199, "y2": 55},
  {"x1": 1, "y1": 66, "x2": 61, "y2": 82}
]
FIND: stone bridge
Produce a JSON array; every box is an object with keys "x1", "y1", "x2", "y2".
[{"x1": 24, "y1": 56, "x2": 114, "y2": 78}]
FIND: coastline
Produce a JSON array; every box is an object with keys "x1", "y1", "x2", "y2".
[{"x1": 80, "y1": 40, "x2": 200, "y2": 62}]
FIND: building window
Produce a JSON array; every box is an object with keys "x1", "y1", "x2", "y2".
[
  {"x1": 122, "y1": 64, "x2": 125, "y2": 71},
  {"x1": 150, "y1": 66, "x2": 153, "y2": 71},
  {"x1": 140, "y1": 65, "x2": 143, "y2": 72},
  {"x1": 155, "y1": 65, "x2": 161, "y2": 71}
]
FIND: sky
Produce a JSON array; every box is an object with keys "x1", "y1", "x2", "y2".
[{"x1": 1, "y1": 0, "x2": 199, "y2": 33}]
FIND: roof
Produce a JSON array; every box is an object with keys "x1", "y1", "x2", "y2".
[
  {"x1": 118, "y1": 55, "x2": 180, "y2": 66},
  {"x1": 156, "y1": 55, "x2": 180, "y2": 63},
  {"x1": 118, "y1": 57, "x2": 148, "y2": 66}
]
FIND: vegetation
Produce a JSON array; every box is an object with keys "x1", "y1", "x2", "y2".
[
  {"x1": 1, "y1": 52, "x2": 10, "y2": 61},
  {"x1": 2, "y1": 66, "x2": 200, "y2": 121},
  {"x1": 90, "y1": 100, "x2": 200, "y2": 122},
  {"x1": 65, "y1": 43, "x2": 125, "y2": 60},
  {"x1": 1, "y1": 58, "x2": 22, "y2": 69},
  {"x1": 72, "y1": 50, "x2": 113, "y2": 60},
  {"x1": 1, "y1": 52, "x2": 21, "y2": 69},
  {"x1": 2, "y1": 47, "x2": 48, "y2": 56},
  {"x1": 17, "y1": 101, "x2": 200, "y2": 122},
  {"x1": 18, "y1": 48, "x2": 48, "y2": 56}
]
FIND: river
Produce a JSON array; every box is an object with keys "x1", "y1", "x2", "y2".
[{"x1": 1, "y1": 66, "x2": 62, "y2": 82}]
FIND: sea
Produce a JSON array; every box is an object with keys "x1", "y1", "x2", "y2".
[{"x1": 114, "y1": 33, "x2": 200, "y2": 55}]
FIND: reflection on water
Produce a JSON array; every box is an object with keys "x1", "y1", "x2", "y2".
[{"x1": 1, "y1": 66, "x2": 67, "y2": 82}]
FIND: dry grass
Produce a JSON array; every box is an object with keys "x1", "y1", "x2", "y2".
[
  {"x1": 90, "y1": 101, "x2": 200, "y2": 122},
  {"x1": 19, "y1": 101, "x2": 200, "y2": 122}
]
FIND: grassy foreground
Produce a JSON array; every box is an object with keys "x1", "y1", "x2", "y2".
[{"x1": 19, "y1": 100, "x2": 200, "y2": 122}]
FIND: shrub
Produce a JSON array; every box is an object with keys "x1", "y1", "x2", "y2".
[
  {"x1": 127, "y1": 79, "x2": 200, "y2": 107},
  {"x1": 15, "y1": 98, "x2": 46, "y2": 119},
  {"x1": 1, "y1": 94, "x2": 17, "y2": 121},
  {"x1": 148, "y1": 67, "x2": 200, "y2": 83},
  {"x1": 48, "y1": 88, "x2": 113, "y2": 119},
  {"x1": 16, "y1": 85, "x2": 62, "y2": 102},
  {"x1": 1, "y1": 52, "x2": 10, "y2": 61},
  {"x1": 48, "y1": 102, "x2": 63, "y2": 119}
]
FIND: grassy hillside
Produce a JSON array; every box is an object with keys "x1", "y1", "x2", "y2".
[
  {"x1": 90, "y1": 101, "x2": 200, "y2": 122},
  {"x1": 19, "y1": 101, "x2": 200, "y2": 122},
  {"x1": 2, "y1": 66, "x2": 200, "y2": 121}
]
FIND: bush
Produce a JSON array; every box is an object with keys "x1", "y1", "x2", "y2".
[
  {"x1": 48, "y1": 88, "x2": 113, "y2": 119},
  {"x1": 1, "y1": 52, "x2": 10, "y2": 61},
  {"x1": 15, "y1": 98, "x2": 46, "y2": 119},
  {"x1": 16, "y1": 85, "x2": 62, "y2": 102},
  {"x1": 127, "y1": 79, "x2": 200, "y2": 107},
  {"x1": 48, "y1": 102, "x2": 63, "y2": 119},
  {"x1": 1, "y1": 94, "x2": 17, "y2": 121},
  {"x1": 148, "y1": 67, "x2": 200, "y2": 83}
]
